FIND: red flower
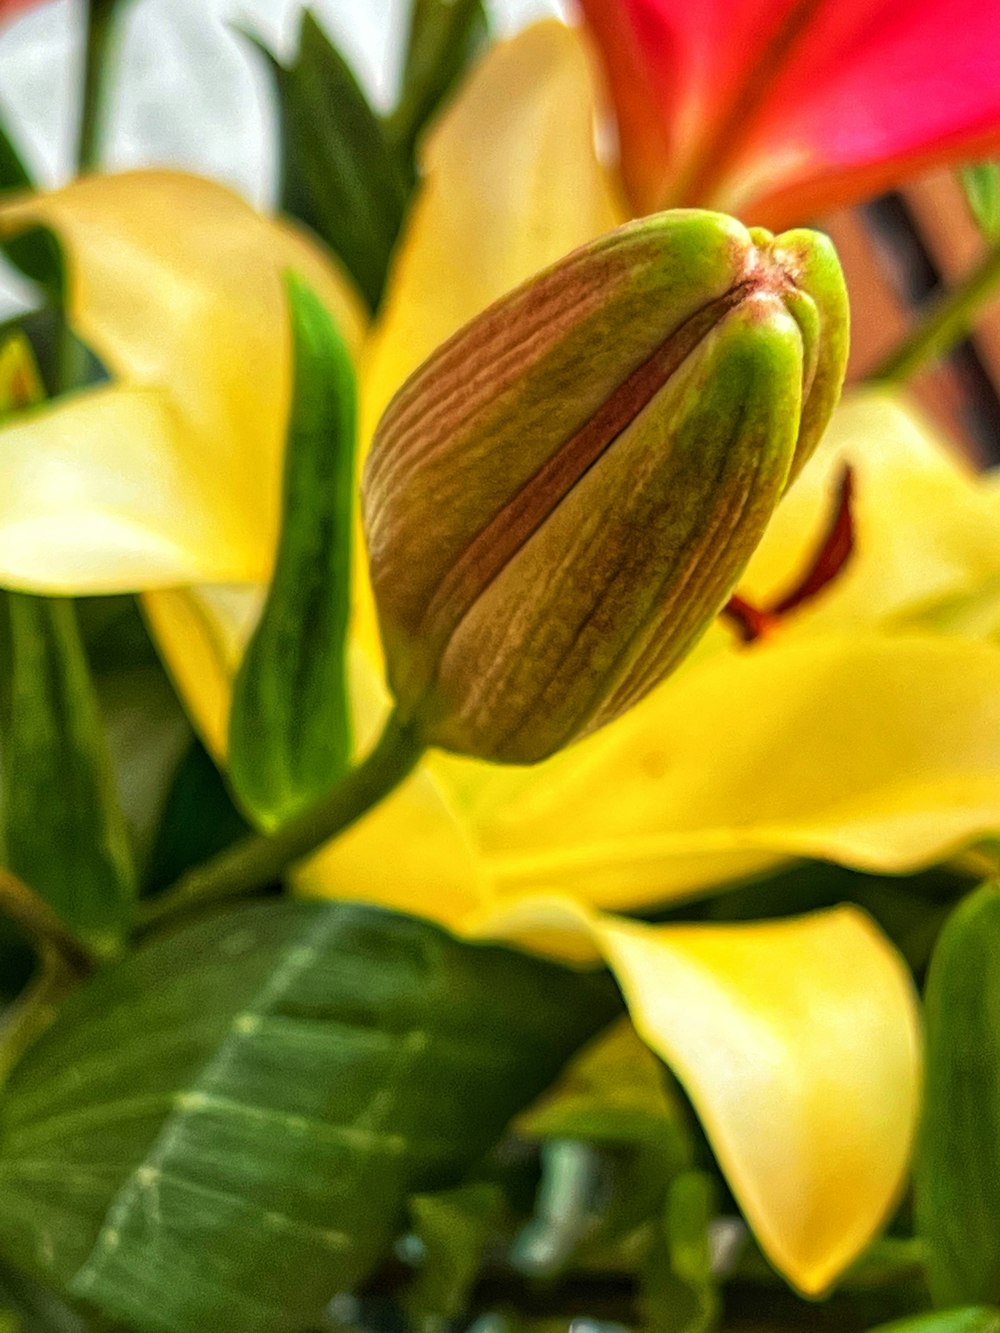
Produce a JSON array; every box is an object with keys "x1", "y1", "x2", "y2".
[{"x1": 576, "y1": 0, "x2": 1000, "y2": 226}]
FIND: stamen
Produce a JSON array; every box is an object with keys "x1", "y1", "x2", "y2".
[{"x1": 721, "y1": 465, "x2": 856, "y2": 644}]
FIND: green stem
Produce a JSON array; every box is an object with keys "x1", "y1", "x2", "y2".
[
  {"x1": 140, "y1": 712, "x2": 425, "y2": 931},
  {"x1": 0, "y1": 947, "x2": 76, "y2": 1087},
  {"x1": 0, "y1": 868, "x2": 95, "y2": 975},
  {"x1": 867, "y1": 242, "x2": 1000, "y2": 384},
  {"x1": 77, "y1": 0, "x2": 120, "y2": 173}
]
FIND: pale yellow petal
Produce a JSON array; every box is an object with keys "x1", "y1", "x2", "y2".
[
  {"x1": 0, "y1": 170, "x2": 365, "y2": 587},
  {"x1": 0, "y1": 385, "x2": 260, "y2": 592},
  {"x1": 360, "y1": 20, "x2": 623, "y2": 444},
  {"x1": 431, "y1": 633, "x2": 1000, "y2": 908},
  {"x1": 465, "y1": 897, "x2": 921, "y2": 1296}
]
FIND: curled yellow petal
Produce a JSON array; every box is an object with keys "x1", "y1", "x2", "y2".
[
  {"x1": 0, "y1": 386, "x2": 260, "y2": 593},
  {"x1": 466, "y1": 896, "x2": 921, "y2": 1296},
  {"x1": 0, "y1": 170, "x2": 364, "y2": 595}
]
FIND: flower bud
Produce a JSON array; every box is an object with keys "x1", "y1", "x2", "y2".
[{"x1": 362, "y1": 210, "x2": 849, "y2": 763}]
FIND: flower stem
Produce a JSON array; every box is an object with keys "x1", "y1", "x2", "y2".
[
  {"x1": 867, "y1": 242, "x2": 1000, "y2": 384},
  {"x1": 77, "y1": 0, "x2": 120, "y2": 173},
  {"x1": 139, "y1": 712, "x2": 425, "y2": 932},
  {"x1": 0, "y1": 947, "x2": 77, "y2": 1088}
]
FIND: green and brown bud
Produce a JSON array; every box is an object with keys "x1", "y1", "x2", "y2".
[{"x1": 362, "y1": 210, "x2": 849, "y2": 764}]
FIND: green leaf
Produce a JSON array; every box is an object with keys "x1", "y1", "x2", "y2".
[
  {"x1": 143, "y1": 739, "x2": 250, "y2": 895},
  {"x1": 1, "y1": 594, "x2": 136, "y2": 956},
  {"x1": 388, "y1": 0, "x2": 489, "y2": 160},
  {"x1": 519, "y1": 1020, "x2": 694, "y2": 1241},
  {"x1": 227, "y1": 274, "x2": 356, "y2": 829},
  {"x1": 404, "y1": 1182, "x2": 506, "y2": 1326},
  {"x1": 866, "y1": 1309, "x2": 1000, "y2": 1333},
  {"x1": 264, "y1": 14, "x2": 409, "y2": 311},
  {"x1": 0, "y1": 900, "x2": 619, "y2": 1333},
  {"x1": 0, "y1": 1261, "x2": 88, "y2": 1333},
  {"x1": 0, "y1": 119, "x2": 61, "y2": 293},
  {"x1": 960, "y1": 164, "x2": 1000, "y2": 244},
  {"x1": 915, "y1": 882, "x2": 1000, "y2": 1307},
  {"x1": 640, "y1": 1171, "x2": 718, "y2": 1333}
]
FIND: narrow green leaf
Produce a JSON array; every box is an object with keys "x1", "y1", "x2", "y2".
[
  {"x1": 866, "y1": 1309, "x2": 1000, "y2": 1333},
  {"x1": 1, "y1": 594, "x2": 136, "y2": 955},
  {"x1": 0, "y1": 900, "x2": 619, "y2": 1333},
  {"x1": 404, "y1": 1182, "x2": 506, "y2": 1325},
  {"x1": 389, "y1": 0, "x2": 489, "y2": 160},
  {"x1": 144, "y1": 738, "x2": 250, "y2": 894},
  {"x1": 0, "y1": 119, "x2": 63, "y2": 294},
  {"x1": 228, "y1": 274, "x2": 355, "y2": 829},
  {"x1": 960, "y1": 164, "x2": 1000, "y2": 244},
  {"x1": 266, "y1": 14, "x2": 409, "y2": 311},
  {"x1": 915, "y1": 882, "x2": 1000, "y2": 1307},
  {"x1": 640, "y1": 1172, "x2": 718, "y2": 1333}
]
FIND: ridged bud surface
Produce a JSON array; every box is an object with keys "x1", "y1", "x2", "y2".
[{"x1": 363, "y1": 210, "x2": 849, "y2": 763}]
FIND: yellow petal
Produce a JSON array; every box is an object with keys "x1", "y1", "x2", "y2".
[
  {"x1": 740, "y1": 389, "x2": 1000, "y2": 630},
  {"x1": 466, "y1": 897, "x2": 921, "y2": 1296},
  {"x1": 0, "y1": 170, "x2": 364, "y2": 594},
  {"x1": 0, "y1": 385, "x2": 261, "y2": 593},
  {"x1": 430, "y1": 633, "x2": 1000, "y2": 908},
  {"x1": 360, "y1": 20, "x2": 623, "y2": 444}
]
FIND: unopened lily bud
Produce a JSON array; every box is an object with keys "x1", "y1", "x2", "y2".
[{"x1": 363, "y1": 210, "x2": 848, "y2": 763}]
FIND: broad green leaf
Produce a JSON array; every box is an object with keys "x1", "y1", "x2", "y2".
[
  {"x1": 389, "y1": 0, "x2": 489, "y2": 160},
  {"x1": 867, "y1": 1309, "x2": 1000, "y2": 1333},
  {"x1": 960, "y1": 164, "x2": 1000, "y2": 244},
  {"x1": 1, "y1": 593, "x2": 136, "y2": 955},
  {"x1": 0, "y1": 1261, "x2": 88, "y2": 1333},
  {"x1": 915, "y1": 883, "x2": 1000, "y2": 1307},
  {"x1": 227, "y1": 275, "x2": 355, "y2": 829},
  {"x1": 404, "y1": 1182, "x2": 505, "y2": 1325},
  {"x1": 0, "y1": 900, "x2": 619, "y2": 1333},
  {"x1": 265, "y1": 14, "x2": 409, "y2": 311}
]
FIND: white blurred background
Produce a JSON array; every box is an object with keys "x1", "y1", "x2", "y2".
[{"x1": 0, "y1": 0, "x2": 566, "y2": 203}]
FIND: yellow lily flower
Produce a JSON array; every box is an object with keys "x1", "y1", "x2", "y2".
[{"x1": 6, "y1": 15, "x2": 1000, "y2": 1298}]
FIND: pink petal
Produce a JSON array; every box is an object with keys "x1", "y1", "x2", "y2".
[{"x1": 577, "y1": 0, "x2": 1000, "y2": 223}]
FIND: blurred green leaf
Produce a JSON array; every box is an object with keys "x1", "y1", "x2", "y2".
[
  {"x1": 261, "y1": 13, "x2": 409, "y2": 311},
  {"x1": 388, "y1": 0, "x2": 488, "y2": 160},
  {"x1": 867, "y1": 1308, "x2": 1000, "y2": 1332},
  {"x1": 915, "y1": 882, "x2": 1000, "y2": 1306},
  {"x1": 228, "y1": 274, "x2": 355, "y2": 829},
  {"x1": 404, "y1": 1182, "x2": 506, "y2": 1326},
  {"x1": 0, "y1": 900, "x2": 619, "y2": 1333},
  {"x1": 1, "y1": 594, "x2": 136, "y2": 956},
  {"x1": 640, "y1": 1171, "x2": 718, "y2": 1333},
  {"x1": 960, "y1": 164, "x2": 1000, "y2": 244},
  {"x1": 520, "y1": 1020, "x2": 694, "y2": 1242}
]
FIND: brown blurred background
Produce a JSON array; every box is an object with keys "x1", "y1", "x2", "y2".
[{"x1": 828, "y1": 171, "x2": 1000, "y2": 468}]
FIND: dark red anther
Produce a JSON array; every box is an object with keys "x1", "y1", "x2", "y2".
[{"x1": 721, "y1": 464, "x2": 855, "y2": 644}]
